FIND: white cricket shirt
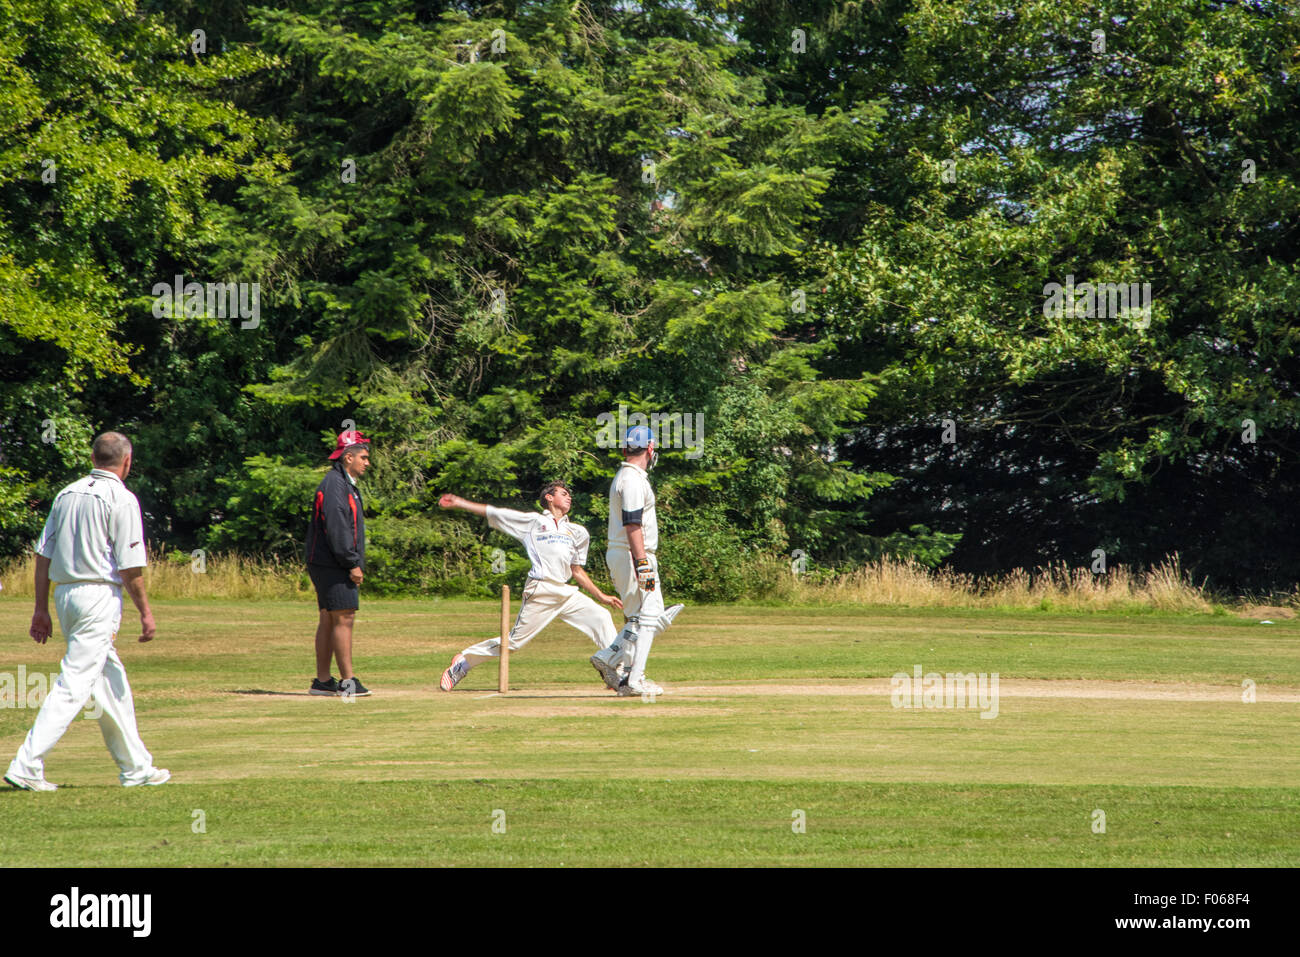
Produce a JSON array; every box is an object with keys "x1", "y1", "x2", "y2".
[
  {"x1": 35, "y1": 469, "x2": 148, "y2": 585},
  {"x1": 486, "y1": 506, "x2": 590, "y2": 584},
  {"x1": 607, "y1": 462, "x2": 657, "y2": 553}
]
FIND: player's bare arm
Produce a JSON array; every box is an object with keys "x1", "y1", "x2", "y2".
[
  {"x1": 119, "y1": 567, "x2": 156, "y2": 643},
  {"x1": 29, "y1": 555, "x2": 53, "y2": 644},
  {"x1": 438, "y1": 493, "x2": 488, "y2": 518},
  {"x1": 625, "y1": 523, "x2": 647, "y2": 562},
  {"x1": 571, "y1": 564, "x2": 623, "y2": 610}
]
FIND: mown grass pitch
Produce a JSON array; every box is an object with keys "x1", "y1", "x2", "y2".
[{"x1": 1, "y1": 599, "x2": 1297, "y2": 866}]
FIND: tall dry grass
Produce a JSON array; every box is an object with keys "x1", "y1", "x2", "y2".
[
  {"x1": 0, "y1": 548, "x2": 1232, "y2": 613},
  {"x1": 763, "y1": 553, "x2": 1220, "y2": 613},
  {"x1": 0, "y1": 549, "x2": 313, "y2": 601}
]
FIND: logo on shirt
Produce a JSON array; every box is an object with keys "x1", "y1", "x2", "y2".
[{"x1": 129, "y1": 541, "x2": 140, "y2": 548}]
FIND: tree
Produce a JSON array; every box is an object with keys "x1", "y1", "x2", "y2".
[{"x1": 0, "y1": 0, "x2": 283, "y2": 553}]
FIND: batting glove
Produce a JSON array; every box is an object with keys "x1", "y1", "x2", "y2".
[{"x1": 635, "y1": 557, "x2": 656, "y2": 591}]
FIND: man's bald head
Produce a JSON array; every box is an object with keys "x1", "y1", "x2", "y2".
[{"x1": 91, "y1": 432, "x2": 133, "y2": 469}]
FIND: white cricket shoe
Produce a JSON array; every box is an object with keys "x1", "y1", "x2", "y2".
[
  {"x1": 618, "y1": 675, "x2": 664, "y2": 697},
  {"x1": 590, "y1": 649, "x2": 623, "y2": 691},
  {"x1": 440, "y1": 653, "x2": 468, "y2": 692},
  {"x1": 5, "y1": 772, "x2": 57, "y2": 792},
  {"x1": 124, "y1": 768, "x2": 170, "y2": 787},
  {"x1": 661, "y1": 604, "x2": 685, "y2": 629}
]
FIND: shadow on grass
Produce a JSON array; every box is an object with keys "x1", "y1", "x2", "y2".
[
  {"x1": 227, "y1": 689, "x2": 314, "y2": 697},
  {"x1": 489, "y1": 692, "x2": 628, "y2": 700}
]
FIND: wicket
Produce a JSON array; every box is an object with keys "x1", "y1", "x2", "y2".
[{"x1": 498, "y1": 584, "x2": 510, "y2": 693}]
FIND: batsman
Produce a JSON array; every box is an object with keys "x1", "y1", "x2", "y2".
[{"x1": 590, "y1": 425, "x2": 684, "y2": 696}]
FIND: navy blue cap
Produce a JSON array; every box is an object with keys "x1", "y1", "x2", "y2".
[{"x1": 624, "y1": 425, "x2": 653, "y2": 449}]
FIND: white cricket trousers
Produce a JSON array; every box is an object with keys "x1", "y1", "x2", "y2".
[
  {"x1": 7, "y1": 582, "x2": 156, "y2": 785},
  {"x1": 460, "y1": 578, "x2": 616, "y2": 668},
  {"x1": 606, "y1": 549, "x2": 665, "y2": 682}
]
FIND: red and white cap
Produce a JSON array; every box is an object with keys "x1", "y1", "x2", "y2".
[{"x1": 328, "y1": 429, "x2": 371, "y2": 460}]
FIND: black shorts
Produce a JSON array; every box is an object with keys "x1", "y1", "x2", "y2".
[{"x1": 308, "y1": 564, "x2": 359, "y2": 611}]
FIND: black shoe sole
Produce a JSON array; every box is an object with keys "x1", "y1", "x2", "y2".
[
  {"x1": 591, "y1": 658, "x2": 622, "y2": 691},
  {"x1": 590, "y1": 660, "x2": 612, "y2": 685},
  {"x1": 4, "y1": 774, "x2": 43, "y2": 791}
]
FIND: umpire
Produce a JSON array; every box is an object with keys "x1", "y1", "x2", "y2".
[
  {"x1": 305, "y1": 429, "x2": 372, "y2": 697},
  {"x1": 5, "y1": 432, "x2": 169, "y2": 790}
]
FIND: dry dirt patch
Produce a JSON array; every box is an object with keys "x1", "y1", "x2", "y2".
[{"x1": 214, "y1": 678, "x2": 1300, "y2": 705}]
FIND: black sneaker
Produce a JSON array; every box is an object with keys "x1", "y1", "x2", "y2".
[
  {"x1": 338, "y1": 676, "x2": 371, "y2": 697},
  {"x1": 310, "y1": 677, "x2": 340, "y2": 696}
]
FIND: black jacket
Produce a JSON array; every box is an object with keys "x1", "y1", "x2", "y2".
[{"x1": 304, "y1": 460, "x2": 365, "y2": 570}]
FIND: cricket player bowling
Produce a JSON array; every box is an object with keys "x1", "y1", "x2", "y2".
[
  {"x1": 590, "y1": 425, "x2": 684, "y2": 696},
  {"x1": 437, "y1": 482, "x2": 625, "y2": 690}
]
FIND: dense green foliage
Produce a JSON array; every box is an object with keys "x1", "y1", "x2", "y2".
[{"x1": 2, "y1": 1, "x2": 1299, "y2": 596}]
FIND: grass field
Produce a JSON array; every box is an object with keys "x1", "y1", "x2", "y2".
[{"x1": 1, "y1": 597, "x2": 1297, "y2": 866}]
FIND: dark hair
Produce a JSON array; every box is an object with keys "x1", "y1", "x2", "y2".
[{"x1": 538, "y1": 480, "x2": 569, "y2": 508}]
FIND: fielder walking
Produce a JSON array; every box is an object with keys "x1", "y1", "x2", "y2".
[
  {"x1": 437, "y1": 482, "x2": 624, "y2": 690},
  {"x1": 5, "y1": 432, "x2": 169, "y2": 791},
  {"x1": 304, "y1": 429, "x2": 372, "y2": 697},
  {"x1": 590, "y1": 426, "x2": 684, "y2": 696}
]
